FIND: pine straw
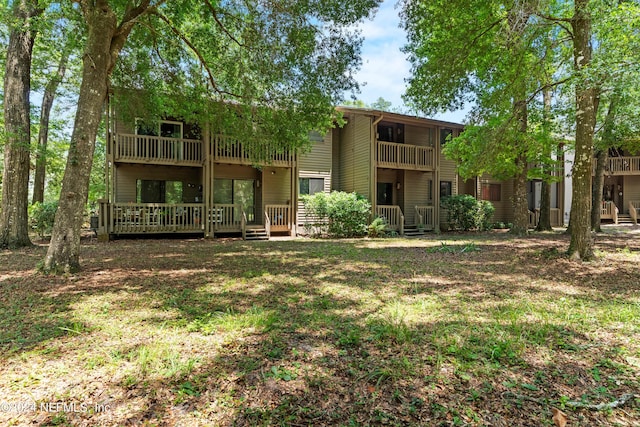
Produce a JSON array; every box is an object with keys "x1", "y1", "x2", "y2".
[{"x1": 0, "y1": 229, "x2": 638, "y2": 426}]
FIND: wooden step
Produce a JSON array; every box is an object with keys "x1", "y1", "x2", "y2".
[
  {"x1": 244, "y1": 228, "x2": 269, "y2": 240},
  {"x1": 403, "y1": 225, "x2": 426, "y2": 237}
]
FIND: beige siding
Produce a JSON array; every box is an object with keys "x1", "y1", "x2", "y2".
[
  {"x1": 624, "y1": 176, "x2": 640, "y2": 213},
  {"x1": 334, "y1": 114, "x2": 372, "y2": 199},
  {"x1": 438, "y1": 142, "x2": 459, "y2": 228},
  {"x1": 262, "y1": 167, "x2": 292, "y2": 206},
  {"x1": 213, "y1": 164, "x2": 260, "y2": 180},
  {"x1": 404, "y1": 171, "x2": 432, "y2": 225},
  {"x1": 296, "y1": 171, "x2": 332, "y2": 230},
  {"x1": 478, "y1": 175, "x2": 514, "y2": 223},
  {"x1": 299, "y1": 132, "x2": 332, "y2": 172},
  {"x1": 404, "y1": 124, "x2": 434, "y2": 147},
  {"x1": 114, "y1": 164, "x2": 201, "y2": 203}
]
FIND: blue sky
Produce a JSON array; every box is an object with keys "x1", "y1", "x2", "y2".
[{"x1": 348, "y1": 0, "x2": 467, "y2": 124}]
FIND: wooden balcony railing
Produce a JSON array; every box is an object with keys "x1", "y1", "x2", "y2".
[
  {"x1": 213, "y1": 135, "x2": 294, "y2": 167},
  {"x1": 377, "y1": 141, "x2": 435, "y2": 170},
  {"x1": 211, "y1": 204, "x2": 243, "y2": 232},
  {"x1": 629, "y1": 201, "x2": 640, "y2": 225},
  {"x1": 114, "y1": 134, "x2": 203, "y2": 165},
  {"x1": 376, "y1": 205, "x2": 404, "y2": 235},
  {"x1": 601, "y1": 201, "x2": 619, "y2": 224},
  {"x1": 593, "y1": 156, "x2": 640, "y2": 175},
  {"x1": 110, "y1": 203, "x2": 204, "y2": 233},
  {"x1": 266, "y1": 204, "x2": 291, "y2": 232},
  {"x1": 415, "y1": 205, "x2": 435, "y2": 231}
]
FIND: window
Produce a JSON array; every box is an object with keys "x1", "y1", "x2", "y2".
[
  {"x1": 481, "y1": 183, "x2": 501, "y2": 201},
  {"x1": 377, "y1": 182, "x2": 393, "y2": 205},
  {"x1": 440, "y1": 181, "x2": 452, "y2": 198},
  {"x1": 136, "y1": 180, "x2": 183, "y2": 203},
  {"x1": 440, "y1": 128, "x2": 453, "y2": 146},
  {"x1": 377, "y1": 123, "x2": 404, "y2": 143},
  {"x1": 135, "y1": 119, "x2": 183, "y2": 139},
  {"x1": 299, "y1": 178, "x2": 324, "y2": 196}
]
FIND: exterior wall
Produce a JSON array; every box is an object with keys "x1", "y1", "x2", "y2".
[
  {"x1": 477, "y1": 175, "x2": 515, "y2": 223},
  {"x1": 438, "y1": 138, "x2": 459, "y2": 229},
  {"x1": 114, "y1": 164, "x2": 201, "y2": 203},
  {"x1": 262, "y1": 166, "x2": 292, "y2": 207},
  {"x1": 297, "y1": 132, "x2": 333, "y2": 231},
  {"x1": 624, "y1": 175, "x2": 640, "y2": 213},
  {"x1": 403, "y1": 171, "x2": 433, "y2": 225},
  {"x1": 405, "y1": 124, "x2": 435, "y2": 147},
  {"x1": 334, "y1": 114, "x2": 372, "y2": 199}
]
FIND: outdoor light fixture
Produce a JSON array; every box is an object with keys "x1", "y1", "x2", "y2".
[{"x1": 396, "y1": 182, "x2": 401, "y2": 190}]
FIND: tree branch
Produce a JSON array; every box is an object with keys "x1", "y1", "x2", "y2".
[
  {"x1": 151, "y1": 10, "x2": 245, "y2": 100},
  {"x1": 202, "y1": 0, "x2": 245, "y2": 48}
]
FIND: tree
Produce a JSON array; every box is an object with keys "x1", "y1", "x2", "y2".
[
  {"x1": 43, "y1": 0, "x2": 379, "y2": 272},
  {"x1": 31, "y1": 9, "x2": 79, "y2": 205},
  {"x1": 401, "y1": 0, "x2": 551, "y2": 234},
  {"x1": 1, "y1": 0, "x2": 42, "y2": 248}
]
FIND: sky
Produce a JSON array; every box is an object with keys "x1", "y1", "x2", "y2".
[{"x1": 347, "y1": 0, "x2": 468, "y2": 124}]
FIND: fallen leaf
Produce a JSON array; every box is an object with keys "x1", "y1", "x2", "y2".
[{"x1": 552, "y1": 407, "x2": 567, "y2": 427}]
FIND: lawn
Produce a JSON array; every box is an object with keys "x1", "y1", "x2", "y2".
[{"x1": 0, "y1": 231, "x2": 639, "y2": 426}]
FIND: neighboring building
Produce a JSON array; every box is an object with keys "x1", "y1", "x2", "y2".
[
  {"x1": 597, "y1": 148, "x2": 640, "y2": 224},
  {"x1": 97, "y1": 104, "x2": 465, "y2": 239}
]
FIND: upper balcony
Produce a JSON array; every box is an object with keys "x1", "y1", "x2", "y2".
[
  {"x1": 112, "y1": 133, "x2": 294, "y2": 168},
  {"x1": 604, "y1": 156, "x2": 640, "y2": 175},
  {"x1": 114, "y1": 134, "x2": 203, "y2": 166},
  {"x1": 376, "y1": 141, "x2": 435, "y2": 171}
]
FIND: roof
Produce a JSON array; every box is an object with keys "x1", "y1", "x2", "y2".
[{"x1": 336, "y1": 106, "x2": 464, "y2": 129}]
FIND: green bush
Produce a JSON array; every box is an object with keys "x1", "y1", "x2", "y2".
[
  {"x1": 28, "y1": 201, "x2": 58, "y2": 238},
  {"x1": 301, "y1": 191, "x2": 371, "y2": 238},
  {"x1": 367, "y1": 217, "x2": 387, "y2": 238},
  {"x1": 441, "y1": 195, "x2": 495, "y2": 231}
]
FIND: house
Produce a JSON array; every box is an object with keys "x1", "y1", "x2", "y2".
[
  {"x1": 97, "y1": 104, "x2": 465, "y2": 239},
  {"x1": 595, "y1": 148, "x2": 640, "y2": 224}
]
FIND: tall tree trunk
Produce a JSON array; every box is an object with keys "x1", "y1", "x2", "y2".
[
  {"x1": 568, "y1": 0, "x2": 598, "y2": 260},
  {"x1": 43, "y1": 0, "x2": 149, "y2": 272},
  {"x1": 537, "y1": 181, "x2": 552, "y2": 231},
  {"x1": 43, "y1": 7, "x2": 118, "y2": 272},
  {"x1": 536, "y1": 86, "x2": 553, "y2": 231},
  {"x1": 511, "y1": 100, "x2": 529, "y2": 235},
  {"x1": 0, "y1": 0, "x2": 41, "y2": 249},
  {"x1": 32, "y1": 53, "x2": 68, "y2": 204},
  {"x1": 591, "y1": 149, "x2": 607, "y2": 232}
]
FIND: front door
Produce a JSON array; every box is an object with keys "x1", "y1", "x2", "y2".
[{"x1": 377, "y1": 182, "x2": 393, "y2": 205}]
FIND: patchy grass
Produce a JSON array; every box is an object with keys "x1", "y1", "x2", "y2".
[{"x1": 1, "y1": 231, "x2": 639, "y2": 426}]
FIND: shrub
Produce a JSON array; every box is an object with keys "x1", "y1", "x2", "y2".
[
  {"x1": 28, "y1": 201, "x2": 58, "y2": 238},
  {"x1": 367, "y1": 217, "x2": 387, "y2": 238},
  {"x1": 441, "y1": 195, "x2": 495, "y2": 231},
  {"x1": 301, "y1": 191, "x2": 371, "y2": 238}
]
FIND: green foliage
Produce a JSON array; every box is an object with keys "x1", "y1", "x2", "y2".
[
  {"x1": 441, "y1": 195, "x2": 495, "y2": 231},
  {"x1": 367, "y1": 216, "x2": 387, "y2": 238},
  {"x1": 28, "y1": 201, "x2": 58, "y2": 238},
  {"x1": 301, "y1": 191, "x2": 371, "y2": 238}
]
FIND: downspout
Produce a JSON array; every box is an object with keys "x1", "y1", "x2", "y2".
[{"x1": 371, "y1": 114, "x2": 384, "y2": 218}]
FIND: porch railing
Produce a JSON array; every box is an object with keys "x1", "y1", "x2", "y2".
[
  {"x1": 114, "y1": 134, "x2": 203, "y2": 165},
  {"x1": 211, "y1": 204, "x2": 242, "y2": 232},
  {"x1": 111, "y1": 203, "x2": 204, "y2": 233},
  {"x1": 264, "y1": 211, "x2": 272, "y2": 239},
  {"x1": 266, "y1": 204, "x2": 291, "y2": 232},
  {"x1": 377, "y1": 141, "x2": 434, "y2": 170},
  {"x1": 629, "y1": 201, "x2": 640, "y2": 224},
  {"x1": 213, "y1": 135, "x2": 294, "y2": 167},
  {"x1": 601, "y1": 201, "x2": 619, "y2": 224},
  {"x1": 528, "y1": 209, "x2": 540, "y2": 228},
  {"x1": 377, "y1": 205, "x2": 405, "y2": 235},
  {"x1": 608, "y1": 156, "x2": 640, "y2": 174},
  {"x1": 415, "y1": 205, "x2": 435, "y2": 231}
]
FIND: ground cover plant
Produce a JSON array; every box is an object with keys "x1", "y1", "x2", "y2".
[{"x1": 0, "y1": 231, "x2": 639, "y2": 426}]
